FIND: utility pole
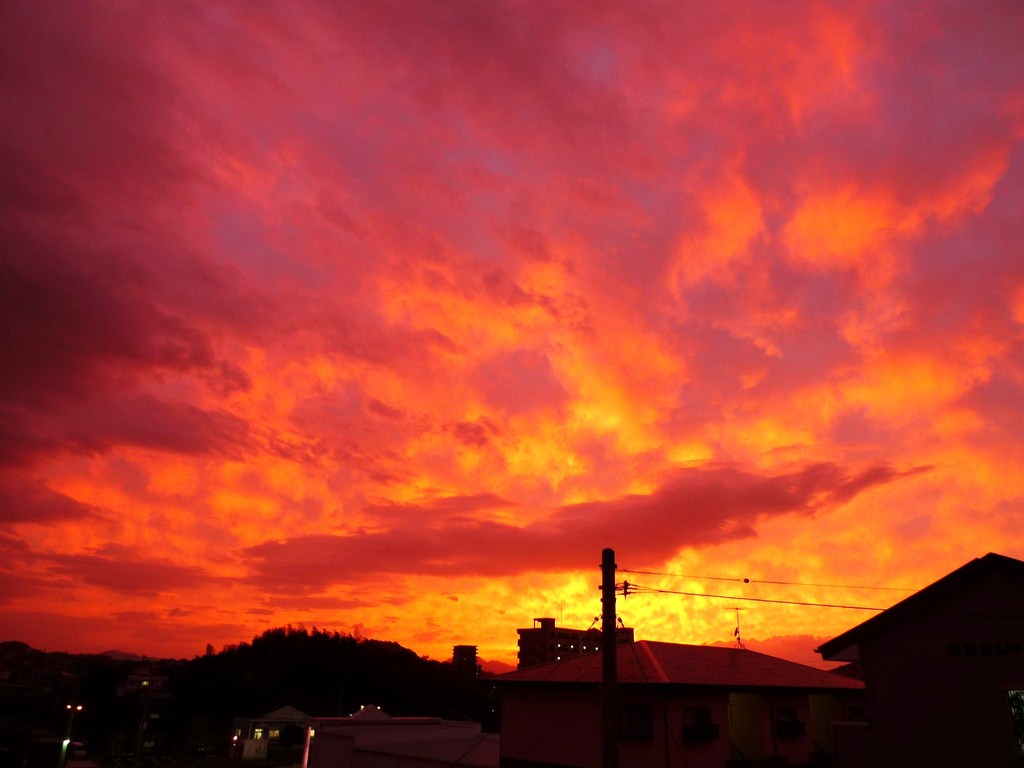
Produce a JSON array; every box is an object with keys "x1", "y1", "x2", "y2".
[{"x1": 601, "y1": 548, "x2": 618, "y2": 768}]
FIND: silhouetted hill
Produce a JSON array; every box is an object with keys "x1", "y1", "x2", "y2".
[
  {"x1": 479, "y1": 657, "x2": 515, "y2": 675},
  {"x1": 0, "y1": 640, "x2": 32, "y2": 657},
  {"x1": 0, "y1": 627, "x2": 490, "y2": 767},
  {"x1": 173, "y1": 626, "x2": 485, "y2": 721},
  {"x1": 100, "y1": 650, "x2": 146, "y2": 661}
]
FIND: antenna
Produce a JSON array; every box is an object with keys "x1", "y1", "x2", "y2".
[{"x1": 732, "y1": 607, "x2": 745, "y2": 649}]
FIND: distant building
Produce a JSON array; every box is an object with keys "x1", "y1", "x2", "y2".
[
  {"x1": 452, "y1": 645, "x2": 480, "y2": 679},
  {"x1": 492, "y1": 640, "x2": 864, "y2": 768},
  {"x1": 817, "y1": 552, "x2": 1024, "y2": 768},
  {"x1": 232, "y1": 705, "x2": 311, "y2": 760},
  {"x1": 115, "y1": 668, "x2": 171, "y2": 759},
  {"x1": 516, "y1": 617, "x2": 634, "y2": 669}
]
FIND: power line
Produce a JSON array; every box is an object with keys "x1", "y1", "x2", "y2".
[
  {"x1": 620, "y1": 582, "x2": 885, "y2": 612},
  {"x1": 620, "y1": 568, "x2": 916, "y2": 592}
]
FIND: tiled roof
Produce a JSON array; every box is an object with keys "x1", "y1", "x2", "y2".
[
  {"x1": 256, "y1": 705, "x2": 311, "y2": 721},
  {"x1": 493, "y1": 641, "x2": 862, "y2": 690}
]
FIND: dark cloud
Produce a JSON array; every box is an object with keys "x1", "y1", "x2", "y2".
[
  {"x1": 0, "y1": 570, "x2": 49, "y2": 604},
  {"x1": 260, "y1": 595, "x2": 377, "y2": 611},
  {"x1": 0, "y1": 476, "x2": 106, "y2": 526},
  {"x1": 367, "y1": 399, "x2": 404, "y2": 419},
  {"x1": 0, "y1": 2, "x2": 270, "y2": 470},
  {"x1": 365, "y1": 492, "x2": 515, "y2": 524},
  {"x1": 243, "y1": 462, "x2": 913, "y2": 591},
  {"x1": 472, "y1": 349, "x2": 569, "y2": 416},
  {"x1": 0, "y1": 535, "x2": 53, "y2": 603},
  {"x1": 956, "y1": 370, "x2": 1024, "y2": 440},
  {"x1": 322, "y1": 310, "x2": 458, "y2": 368},
  {"x1": 0, "y1": 393, "x2": 252, "y2": 467},
  {"x1": 451, "y1": 421, "x2": 492, "y2": 448},
  {"x1": 422, "y1": 493, "x2": 514, "y2": 513},
  {"x1": 46, "y1": 544, "x2": 216, "y2": 596},
  {"x1": 64, "y1": 396, "x2": 251, "y2": 458}
]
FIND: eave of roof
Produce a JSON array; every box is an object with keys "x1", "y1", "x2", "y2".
[
  {"x1": 816, "y1": 552, "x2": 1024, "y2": 661},
  {"x1": 492, "y1": 640, "x2": 862, "y2": 691}
]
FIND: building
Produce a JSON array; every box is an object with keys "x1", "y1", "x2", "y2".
[
  {"x1": 452, "y1": 645, "x2": 480, "y2": 679},
  {"x1": 303, "y1": 706, "x2": 498, "y2": 768},
  {"x1": 517, "y1": 618, "x2": 634, "y2": 669},
  {"x1": 817, "y1": 552, "x2": 1024, "y2": 768},
  {"x1": 232, "y1": 705, "x2": 311, "y2": 760},
  {"x1": 114, "y1": 668, "x2": 172, "y2": 759},
  {"x1": 493, "y1": 640, "x2": 864, "y2": 768}
]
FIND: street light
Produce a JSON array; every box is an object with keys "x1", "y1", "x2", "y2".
[{"x1": 58, "y1": 705, "x2": 83, "y2": 768}]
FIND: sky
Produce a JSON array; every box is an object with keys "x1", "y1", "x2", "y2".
[{"x1": 2, "y1": 1, "x2": 1024, "y2": 670}]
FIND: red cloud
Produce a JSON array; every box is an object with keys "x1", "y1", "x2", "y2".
[
  {"x1": 0, "y1": 477, "x2": 106, "y2": 526},
  {"x1": 243, "y1": 462, "x2": 915, "y2": 591},
  {"x1": 45, "y1": 544, "x2": 217, "y2": 596}
]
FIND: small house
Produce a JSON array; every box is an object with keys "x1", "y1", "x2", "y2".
[{"x1": 492, "y1": 640, "x2": 864, "y2": 768}]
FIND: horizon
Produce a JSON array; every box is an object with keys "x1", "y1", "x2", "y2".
[
  {"x1": 1, "y1": 623, "x2": 846, "y2": 673},
  {"x1": 2, "y1": 2, "x2": 1023, "y2": 669}
]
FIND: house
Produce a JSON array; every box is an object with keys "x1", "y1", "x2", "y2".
[
  {"x1": 232, "y1": 705, "x2": 311, "y2": 760},
  {"x1": 492, "y1": 640, "x2": 864, "y2": 768},
  {"x1": 817, "y1": 552, "x2": 1024, "y2": 768},
  {"x1": 303, "y1": 705, "x2": 499, "y2": 768}
]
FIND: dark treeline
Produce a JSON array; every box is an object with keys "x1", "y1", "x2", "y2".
[
  {"x1": 177, "y1": 625, "x2": 486, "y2": 719},
  {"x1": 0, "y1": 628, "x2": 489, "y2": 767}
]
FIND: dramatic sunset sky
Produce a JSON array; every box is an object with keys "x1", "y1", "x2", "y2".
[{"x1": 2, "y1": 1, "x2": 1024, "y2": 669}]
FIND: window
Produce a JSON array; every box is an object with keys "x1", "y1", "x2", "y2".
[
  {"x1": 774, "y1": 706, "x2": 806, "y2": 739},
  {"x1": 683, "y1": 707, "x2": 719, "y2": 742},
  {"x1": 1009, "y1": 690, "x2": 1024, "y2": 754},
  {"x1": 253, "y1": 728, "x2": 264, "y2": 740},
  {"x1": 268, "y1": 729, "x2": 280, "y2": 741},
  {"x1": 620, "y1": 703, "x2": 653, "y2": 741}
]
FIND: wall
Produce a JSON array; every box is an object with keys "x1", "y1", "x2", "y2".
[
  {"x1": 499, "y1": 687, "x2": 600, "y2": 768},
  {"x1": 859, "y1": 567, "x2": 1024, "y2": 768},
  {"x1": 499, "y1": 685, "x2": 851, "y2": 768}
]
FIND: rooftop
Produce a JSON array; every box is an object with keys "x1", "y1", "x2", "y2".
[
  {"x1": 494, "y1": 640, "x2": 863, "y2": 690},
  {"x1": 817, "y1": 552, "x2": 1024, "y2": 661}
]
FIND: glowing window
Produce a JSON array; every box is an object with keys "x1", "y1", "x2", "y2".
[{"x1": 253, "y1": 728, "x2": 264, "y2": 740}]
